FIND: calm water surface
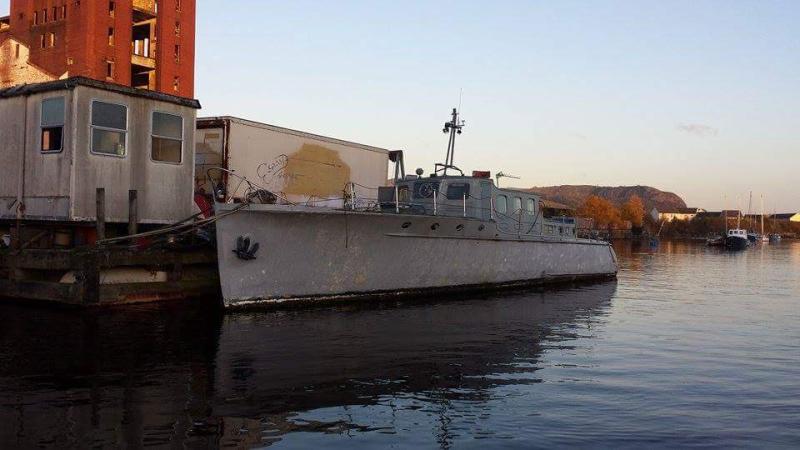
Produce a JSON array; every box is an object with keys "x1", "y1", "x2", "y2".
[{"x1": 1, "y1": 241, "x2": 799, "y2": 448}]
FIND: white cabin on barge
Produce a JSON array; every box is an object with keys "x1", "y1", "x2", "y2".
[{"x1": 0, "y1": 77, "x2": 200, "y2": 225}]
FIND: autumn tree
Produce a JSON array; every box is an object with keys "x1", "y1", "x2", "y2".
[
  {"x1": 578, "y1": 195, "x2": 622, "y2": 228},
  {"x1": 620, "y1": 195, "x2": 646, "y2": 227}
]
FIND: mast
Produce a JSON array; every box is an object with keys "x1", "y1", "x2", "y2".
[
  {"x1": 436, "y1": 108, "x2": 465, "y2": 177},
  {"x1": 761, "y1": 194, "x2": 765, "y2": 235}
]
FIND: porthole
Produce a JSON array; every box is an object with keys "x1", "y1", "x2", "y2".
[
  {"x1": 431, "y1": 223, "x2": 440, "y2": 230},
  {"x1": 401, "y1": 222, "x2": 412, "y2": 229},
  {"x1": 456, "y1": 224, "x2": 464, "y2": 231}
]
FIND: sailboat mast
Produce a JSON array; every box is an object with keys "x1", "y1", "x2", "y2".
[{"x1": 761, "y1": 195, "x2": 765, "y2": 235}]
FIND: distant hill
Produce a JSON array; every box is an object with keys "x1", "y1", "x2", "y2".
[{"x1": 521, "y1": 185, "x2": 687, "y2": 211}]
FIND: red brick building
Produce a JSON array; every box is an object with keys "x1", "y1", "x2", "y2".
[{"x1": 0, "y1": 0, "x2": 195, "y2": 98}]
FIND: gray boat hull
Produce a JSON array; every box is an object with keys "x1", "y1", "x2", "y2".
[{"x1": 215, "y1": 204, "x2": 618, "y2": 307}]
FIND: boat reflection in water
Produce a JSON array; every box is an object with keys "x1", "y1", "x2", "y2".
[{"x1": 0, "y1": 282, "x2": 615, "y2": 448}]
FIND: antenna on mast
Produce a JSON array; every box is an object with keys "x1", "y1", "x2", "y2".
[
  {"x1": 495, "y1": 171, "x2": 520, "y2": 188},
  {"x1": 435, "y1": 107, "x2": 465, "y2": 177}
]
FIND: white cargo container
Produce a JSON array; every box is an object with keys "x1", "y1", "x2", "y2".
[{"x1": 195, "y1": 117, "x2": 390, "y2": 207}]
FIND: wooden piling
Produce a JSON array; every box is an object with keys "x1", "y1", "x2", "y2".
[
  {"x1": 96, "y1": 188, "x2": 106, "y2": 241},
  {"x1": 128, "y1": 190, "x2": 138, "y2": 236}
]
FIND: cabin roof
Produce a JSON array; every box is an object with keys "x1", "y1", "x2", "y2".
[{"x1": 0, "y1": 76, "x2": 201, "y2": 109}]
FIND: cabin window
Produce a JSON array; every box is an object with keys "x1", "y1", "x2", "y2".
[
  {"x1": 446, "y1": 182, "x2": 470, "y2": 200},
  {"x1": 513, "y1": 197, "x2": 522, "y2": 213},
  {"x1": 526, "y1": 198, "x2": 535, "y2": 215},
  {"x1": 91, "y1": 101, "x2": 127, "y2": 157},
  {"x1": 496, "y1": 195, "x2": 508, "y2": 215},
  {"x1": 398, "y1": 185, "x2": 410, "y2": 203},
  {"x1": 41, "y1": 97, "x2": 65, "y2": 153},
  {"x1": 151, "y1": 112, "x2": 183, "y2": 163}
]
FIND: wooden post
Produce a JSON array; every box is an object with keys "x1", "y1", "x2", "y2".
[
  {"x1": 96, "y1": 188, "x2": 105, "y2": 241},
  {"x1": 128, "y1": 190, "x2": 138, "y2": 236}
]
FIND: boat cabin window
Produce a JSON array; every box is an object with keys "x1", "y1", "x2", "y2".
[
  {"x1": 446, "y1": 182, "x2": 470, "y2": 200},
  {"x1": 526, "y1": 198, "x2": 535, "y2": 215},
  {"x1": 151, "y1": 111, "x2": 183, "y2": 164},
  {"x1": 398, "y1": 185, "x2": 410, "y2": 203},
  {"x1": 496, "y1": 195, "x2": 508, "y2": 214},
  {"x1": 41, "y1": 97, "x2": 65, "y2": 153},
  {"x1": 413, "y1": 180, "x2": 440, "y2": 199},
  {"x1": 91, "y1": 101, "x2": 127, "y2": 157},
  {"x1": 513, "y1": 197, "x2": 522, "y2": 213}
]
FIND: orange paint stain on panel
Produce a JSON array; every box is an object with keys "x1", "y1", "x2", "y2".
[{"x1": 283, "y1": 144, "x2": 351, "y2": 197}]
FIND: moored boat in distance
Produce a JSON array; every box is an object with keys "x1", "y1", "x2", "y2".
[
  {"x1": 726, "y1": 229, "x2": 750, "y2": 250},
  {"x1": 212, "y1": 108, "x2": 618, "y2": 308}
]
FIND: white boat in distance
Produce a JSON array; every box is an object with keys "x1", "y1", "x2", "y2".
[{"x1": 212, "y1": 109, "x2": 618, "y2": 307}]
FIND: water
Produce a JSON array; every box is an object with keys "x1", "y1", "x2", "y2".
[{"x1": 1, "y1": 241, "x2": 799, "y2": 448}]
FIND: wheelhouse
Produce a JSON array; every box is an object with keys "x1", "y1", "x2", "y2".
[{"x1": 379, "y1": 175, "x2": 577, "y2": 238}]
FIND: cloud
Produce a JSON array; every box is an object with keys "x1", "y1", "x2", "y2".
[{"x1": 677, "y1": 123, "x2": 718, "y2": 137}]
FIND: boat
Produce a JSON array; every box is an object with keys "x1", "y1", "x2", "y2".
[
  {"x1": 726, "y1": 229, "x2": 750, "y2": 250},
  {"x1": 706, "y1": 235, "x2": 725, "y2": 247},
  {"x1": 769, "y1": 234, "x2": 782, "y2": 244},
  {"x1": 212, "y1": 108, "x2": 619, "y2": 307}
]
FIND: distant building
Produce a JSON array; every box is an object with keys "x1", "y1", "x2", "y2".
[
  {"x1": 0, "y1": 0, "x2": 195, "y2": 98},
  {"x1": 650, "y1": 207, "x2": 706, "y2": 222}
]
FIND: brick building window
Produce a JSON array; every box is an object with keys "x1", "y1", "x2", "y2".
[
  {"x1": 175, "y1": 21, "x2": 180, "y2": 37},
  {"x1": 91, "y1": 101, "x2": 127, "y2": 157},
  {"x1": 41, "y1": 97, "x2": 65, "y2": 153},
  {"x1": 62, "y1": 5, "x2": 67, "y2": 20},
  {"x1": 43, "y1": 9, "x2": 47, "y2": 22},
  {"x1": 33, "y1": 11, "x2": 38, "y2": 25},
  {"x1": 174, "y1": 44, "x2": 180, "y2": 63},
  {"x1": 53, "y1": 7, "x2": 58, "y2": 20},
  {"x1": 151, "y1": 112, "x2": 183, "y2": 163},
  {"x1": 176, "y1": 0, "x2": 182, "y2": 11},
  {"x1": 40, "y1": 34, "x2": 46, "y2": 48},
  {"x1": 109, "y1": 1, "x2": 115, "y2": 17},
  {"x1": 50, "y1": 33, "x2": 56, "y2": 47},
  {"x1": 106, "y1": 61, "x2": 115, "y2": 79},
  {"x1": 173, "y1": 76, "x2": 179, "y2": 92},
  {"x1": 108, "y1": 27, "x2": 115, "y2": 46}
]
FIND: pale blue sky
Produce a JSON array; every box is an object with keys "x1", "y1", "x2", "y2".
[{"x1": 2, "y1": 1, "x2": 797, "y2": 211}]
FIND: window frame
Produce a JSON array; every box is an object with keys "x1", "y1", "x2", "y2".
[
  {"x1": 526, "y1": 198, "x2": 536, "y2": 215},
  {"x1": 512, "y1": 196, "x2": 522, "y2": 213},
  {"x1": 149, "y1": 110, "x2": 184, "y2": 165},
  {"x1": 40, "y1": 96, "x2": 65, "y2": 154},
  {"x1": 89, "y1": 99, "x2": 128, "y2": 158},
  {"x1": 445, "y1": 182, "x2": 470, "y2": 200},
  {"x1": 496, "y1": 194, "x2": 508, "y2": 215}
]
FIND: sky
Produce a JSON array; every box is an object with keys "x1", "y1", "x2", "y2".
[{"x1": 2, "y1": 1, "x2": 798, "y2": 211}]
